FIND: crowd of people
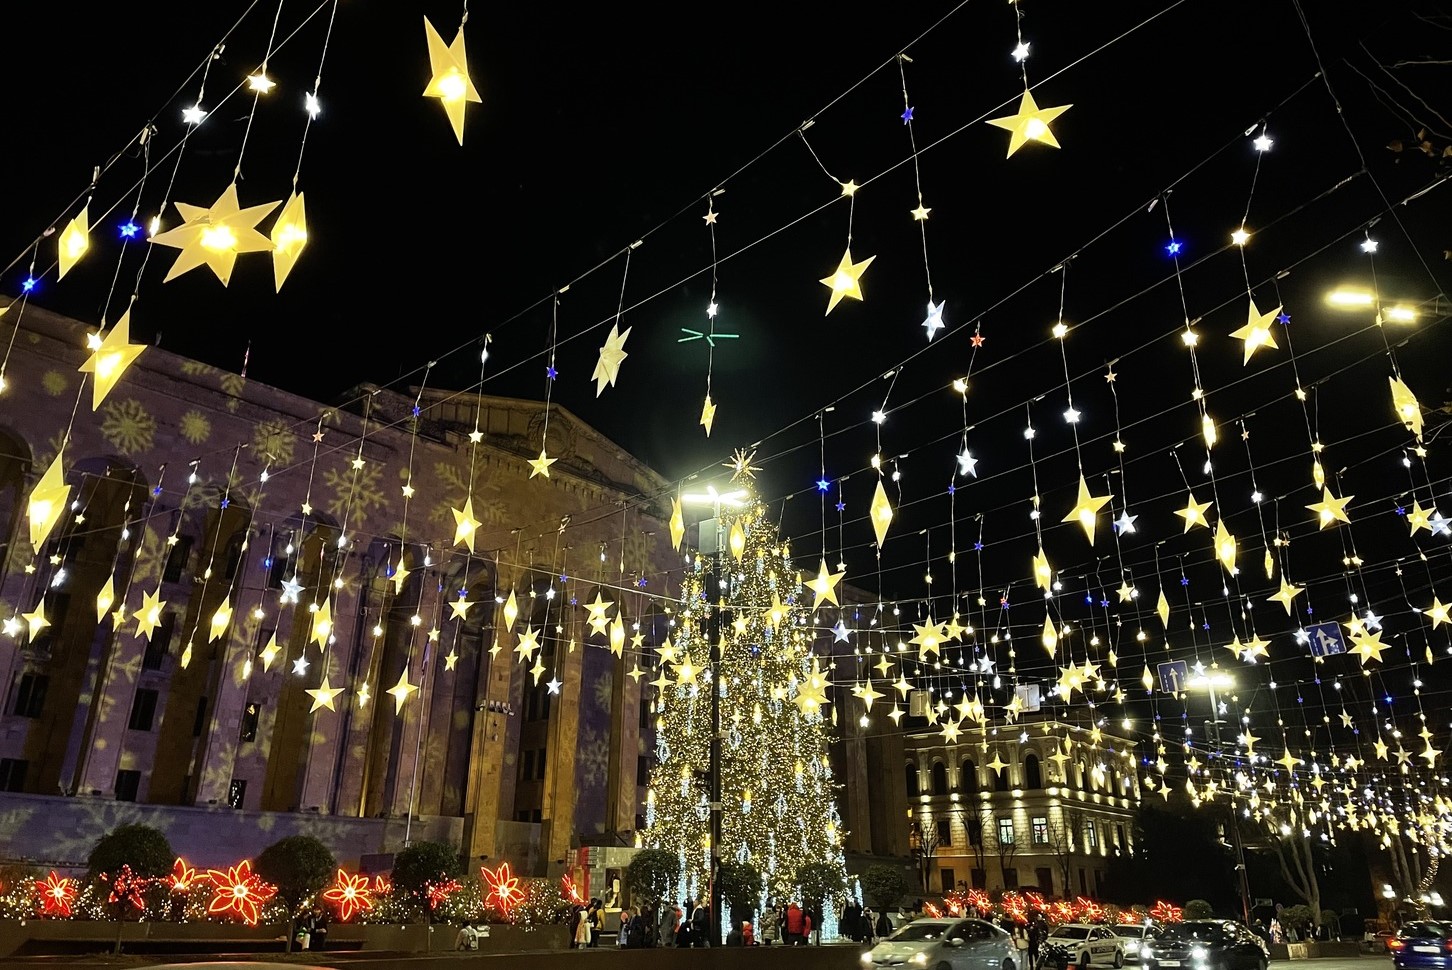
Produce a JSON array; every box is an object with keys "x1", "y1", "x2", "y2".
[{"x1": 551, "y1": 897, "x2": 850, "y2": 949}]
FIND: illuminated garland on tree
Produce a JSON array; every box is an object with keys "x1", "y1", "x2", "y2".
[{"x1": 644, "y1": 482, "x2": 848, "y2": 907}]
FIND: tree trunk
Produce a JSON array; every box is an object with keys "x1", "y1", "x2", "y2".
[{"x1": 1275, "y1": 834, "x2": 1322, "y2": 928}]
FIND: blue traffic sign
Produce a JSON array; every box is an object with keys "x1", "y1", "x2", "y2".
[
  {"x1": 1306, "y1": 622, "x2": 1347, "y2": 657},
  {"x1": 1157, "y1": 660, "x2": 1190, "y2": 693}
]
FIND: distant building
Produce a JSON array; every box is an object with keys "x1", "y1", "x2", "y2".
[{"x1": 0, "y1": 303, "x2": 678, "y2": 875}]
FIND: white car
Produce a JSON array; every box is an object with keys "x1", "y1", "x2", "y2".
[
  {"x1": 1108, "y1": 923, "x2": 1156, "y2": 960},
  {"x1": 1041, "y1": 924, "x2": 1125, "y2": 969}
]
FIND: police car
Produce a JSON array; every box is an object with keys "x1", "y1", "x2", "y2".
[{"x1": 1041, "y1": 924, "x2": 1125, "y2": 969}]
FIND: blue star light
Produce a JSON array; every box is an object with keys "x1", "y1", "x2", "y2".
[
  {"x1": 1276, "y1": 312, "x2": 1291, "y2": 325},
  {"x1": 835, "y1": 500, "x2": 845, "y2": 512},
  {"x1": 816, "y1": 478, "x2": 830, "y2": 492},
  {"x1": 1165, "y1": 240, "x2": 1183, "y2": 256},
  {"x1": 901, "y1": 106, "x2": 914, "y2": 124},
  {"x1": 1180, "y1": 576, "x2": 1190, "y2": 586},
  {"x1": 546, "y1": 365, "x2": 558, "y2": 380},
  {"x1": 973, "y1": 541, "x2": 984, "y2": 551},
  {"x1": 21, "y1": 276, "x2": 37, "y2": 293},
  {"x1": 412, "y1": 405, "x2": 421, "y2": 417},
  {"x1": 947, "y1": 484, "x2": 956, "y2": 495},
  {"x1": 119, "y1": 221, "x2": 140, "y2": 239},
  {"x1": 1099, "y1": 599, "x2": 1110, "y2": 608},
  {"x1": 220, "y1": 498, "x2": 230, "y2": 509}
]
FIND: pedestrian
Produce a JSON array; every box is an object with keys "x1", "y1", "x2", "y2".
[
  {"x1": 863, "y1": 906, "x2": 877, "y2": 946},
  {"x1": 785, "y1": 901, "x2": 804, "y2": 945},
  {"x1": 618, "y1": 907, "x2": 633, "y2": 947},
  {"x1": 761, "y1": 902, "x2": 780, "y2": 946},
  {"x1": 743, "y1": 918, "x2": 755, "y2": 946},
  {"x1": 726, "y1": 920, "x2": 745, "y2": 946},
  {"x1": 309, "y1": 907, "x2": 329, "y2": 952},
  {"x1": 657, "y1": 899, "x2": 677, "y2": 947},
  {"x1": 590, "y1": 899, "x2": 604, "y2": 948},
  {"x1": 1028, "y1": 920, "x2": 1042, "y2": 970},
  {"x1": 293, "y1": 912, "x2": 311, "y2": 952},
  {"x1": 455, "y1": 921, "x2": 479, "y2": 951},
  {"x1": 804, "y1": 910, "x2": 815, "y2": 946},
  {"x1": 877, "y1": 908, "x2": 893, "y2": 939},
  {"x1": 676, "y1": 901, "x2": 694, "y2": 948},
  {"x1": 574, "y1": 904, "x2": 592, "y2": 948},
  {"x1": 691, "y1": 896, "x2": 711, "y2": 947}
]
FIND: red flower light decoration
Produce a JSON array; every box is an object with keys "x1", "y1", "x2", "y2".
[
  {"x1": 1075, "y1": 897, "x2": 1106, "y2": 922},
  {"x1": 322, "y1": 869, "x2": 374, "y2": 923},
  {"x1": 966, "y1": 888, "x2": 993, "y2": 915},
  {"x1": 36, "y1": 871, "x2": 77, "y2": 917},
  {"x1": 372, "y1": 874, "x2": 393, "y2": 896},
  {"x1": 1150, "y1": 900, "x2": 1183, "y2": 923},
  {"x1": 482, "y1": 862, "x2": 525, "y2": 914},
  {"x1": 169, "y1": 857, "x2": 202, "y2": 893},
  {"x1": 105, "y1": 865, "x2": 148, "y2": 912},
  {"x1": 205, "y1": 860, "x2": 276, "y2": 926},
  {"x1": 561, "y1": 874, "x2": 584, "y2": 905},
  {"x1": 425, "y1": 878, "x2": 460, "y2": 911}
]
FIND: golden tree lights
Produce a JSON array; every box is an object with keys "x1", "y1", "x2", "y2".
[{"x1": 643, "y1": 496, "x2": 848, "y2": 903}]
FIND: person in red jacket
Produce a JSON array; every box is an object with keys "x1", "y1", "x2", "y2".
[
  {"x1": 804, "y1": 912, "x2": 814, "y2": 946},
  {"x1": 785, "y1": 902, "x2": 804, "y2": 945}
]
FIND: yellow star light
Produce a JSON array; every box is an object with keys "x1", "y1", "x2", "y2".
[
  {"x1": 1042, "y1": 615, "x2": 1059, "y2": 654},
  {"x1": 448, "y1": 598, "x2": 472, "y2": 620},
  {"x1": 390, "y1": 559, "x2": 410, "y2": 595},
  {"x1": 1350, "y1": 630, "x2": 1388, "y2": 665},
  {"x1": 96, "y1": 575, "x2": 115, "y2": 623},
  {"x1": 1422, "y1": 743, "x2": 1442, "y2": 767},
  {"x1": 1174, "y1": 492, "x2": 1213, "y2": 532},
  {"x1": 151, "y1": 182, "x2": 279, "y2": 286},
  {"x1": 27, "y1": 453, "x2": 72, "y2": 553},
  {"x1": 1268, "y1": 578, "x2": 1303, "y2": 615},
  {"x1": 208, "y1": 599, "x2": 233, "y2": 642},
  {"x1": 270, "y1": 191, "x2": 308, "y2": 291},
  {"x1": 1062, "y1": 476, "x2": 1112, "y2": 542},
  {"x1": 1306, "y1": 487, "x2": 1353, "y2": 529},
  {"x1": 675, "y1": 655, "x2": 699, "y2": 687},
  {"x1": 1275, "y1": 750, "x2": 1303, "y2": 772},
  {"x1": 585, "y1": 592, "x2": 614, "y2": 636},
  {"x1": 514, "y1": 624, "x2": 541, "y2": 663},
  {"x1": 307, "y1": 676, "x2": 343, "y2": 713},
  {"x1": 527, "y1": 449, "x2": 556, "y2": 479},
  {"x1": 1390, "y1": 375, "x2": 1424, "y2": 439},
  {"x1": 806, "y1": 559, "x2": 845, "y2": 608},
  {"x1": 452, "y1": 497, "x2": 481, "y2": 549},
  {"x1": 22, "y1": 604, "x2": 49, "y2": 640},
  {"x1": 1374, "y1": 738, "x2": 1390, "y2": 761},
  {"x1": 259, "y1": 634, "x2": 281, "y2": 671},
  {"x1": 669, "y1": 496, "x2": 685, "y2": 551},
  {"x1": 1032, "y1": 547, "x2": 1053, "y2": 592},
  {"x1": 1244, "y1": 634, "x2": 1271, "y2": 661},
  {"x1": 1241, "y1": 731, "x2": 1260, "y2": 756},
  {"x1": 444, "y1": 651, "x2": 458, "y2": 671},
  {"x1": 986, "y1": 89, "x2": 1071, "y2": 157},
  {"x1": 609, "y1": 615, "x2": 626, "y2": 658},
  {"x1": 869, "y1": 480, "x2": 894, "y2": 548},
  {"x1": 1424, "y1": 598, "x2": 1450, "y2": 629},
  {"x1": 591, "y1": 323, "x2": 631, "y2": 396},
  {"x1": 422, "y1": 17, "x2": 481, "y2": 144},
  {"x1": 502, "y1": 590, "x2": 519, "y2": 630},
  {"x1": 910, "y1": 620, "x2": 945, "y2": 658},
  {"x1": 859, "y1": 680, "x2": 884, "y2": 711},
  {"x1": 700, "y1": 395, "x2": 716, "y2": 436},
  {"x1": 1408, "y1": 502, "x2": 1435, "y2": 536},
  {"x1": 311, "y1": 599, "x2": 333, "y2": 647},
  {"x1": 819, "y1": 248, "x2": 876, "y2": 315},
  {"x1": 387, "y1": 668, "x2": 419, "y2": 714},
  {"x1": 1214, "y1": 519, "x2": 1237, "y2": 572},
  {"x1": 57, "y1": 205, "x2": 90, "y2": 280},
  {"x1": 1228, "y1": 299, "x2": 1281, "y2": 365},
  {"x1": 79, "y1": 309, "x2": 146, "y2": 410}
]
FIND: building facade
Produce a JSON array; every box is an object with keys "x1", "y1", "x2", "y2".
[
  {"x1": 0, "y1": 303, "x2": 679, "y2": 873},
  {"x1": 903, "y1": 719, "x2": 1141, "y2": 899}
]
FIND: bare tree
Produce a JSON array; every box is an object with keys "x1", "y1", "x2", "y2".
[
  {"x1": 964, "y1": 802, "x2": 992, "y2": 886},
  {"x1": 1046, "y1": 806, "x2": 1084, "y2": 897},
  {"x1": 990, "y1": 809, "x2": 1021, "y2": 889},
  {"x1": 911, "y1": 816, "x2": 943, "y2": 894},
  {"x1": 1268, "y1": 812, "x2": 1322, "y2": 931}
]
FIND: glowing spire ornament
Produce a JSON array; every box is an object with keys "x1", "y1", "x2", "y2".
[
  {"x1": 669, "y1": 496, "x2": 685, "y2": 551},
  {"x1": 259, "y1": 634, "x2": 281, "y2": 671},
  {"x1": 869, "y1": 480, "x2": 894, "y2": 547},
  {"x1": 208, "y1": 599, "x2": 233, "y2": 642},
  {"x1": 699, "y1": 395, "x2": 717, "y2": 436},
  {"x1": 27, "y1": 453, "x2": 72, "y2": 552},
  {"x1": 1061, "y1": 475, "x2": 1112, "y2": 543},
  {"x1": 422, "y1": 16, "x2": 481, "y2": 144},
  {"x1": 151, "y1": 183, "x2": 279, "y2": 286},
  {"x1": 1213, "y1": 520, "x2": 1237, "y2": 572},
  {"x1": 986, "y1": 89, "x2": 1070, "y2": 157},
  {"x1": 1228, "y1": 299, "x2": 1281, "y2": 365},
  {"x1": 270, "y1": 191, "x2": 308, "y2": 291},
  {"x1": 79, "y1": 309, "x2": 146, "y2": 410},
  {"x1": 1389, "y1": 376, "x2": 1424, "y2": 439},
  {"x1": 819, "y1": 249, "x2": 875, "y2": 315},
  {"x1": 56, "y1": 205, "x2": 90, "y2": 280},
  {"x1": 1032, "y1": 547, "x2": 1053, "y2": 592},
  {"x1": 96, "y1": 575, "x2": 115, "y2": 623},
  {"x1": 591, "y1": 323, "x2": 631, "y2": 396}
]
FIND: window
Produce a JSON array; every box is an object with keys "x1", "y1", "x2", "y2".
[
  {"x1": 931, "y1": 762, "x2": 948, "y2": 796},
  {"x1": 0, "y1": 758, "x2": 28, "y2": 792},
  {"x1": 639, "y1": 698, "x2": 652, "y2": 730},
  {"x1": 971, "y1": 868, "x2": 987, "y2": 889},
  {"x1": 1023, "y1": 753, "x2": 1042, "y2": 789},
  {"x1": 997, "y1": 817, "x2": 1015, "y2": 847},
  {"x1": 967, "y1": 818, "x2": 983, "y2": 846},
  {"x1": 239, "y1": 702, "x2": 260, "y2": 742},
  {"x1": 936, "y1": 818, "x2": 952, "y2": 847},
  {"x1": 1117, "y1": 824, "x2": 1126, "y2": 850},
  {"x1": 939, "y1": 868, "x2": 956, "y2": 893},
  {"x1": 994, "y1": 765, "x2": 1011, "y2": 792},
  {"x1": 11, "y1": 673, "x2": 48, "y2": 718},
  {"x1": 905, "y1": 763, "x2": 920, "y2": 797},
  {"x1": 223, "y1": 534, "x2": 245, "y2": 580},
  {"x1": 519, "y1": 750, "x2": 535, "y2": 782},
  {"x1": 523, "y1": 683, "x2": 552, "y2": 722},
  {"x1": 1031, "y1": 815, "x2": 1050, "y2": 845},
  {"x1": 637, "y1": 755, "x2": 650, "y2": 787},
  {"x1": 142, "y1": 612, "x2": 175, "y2": 670},
  {"x1": 960, "y1": 759, "x2": 978, "y2": 794},
  {"x1": 115, "y1": 769, "x2": 141, "y2": 802},
  {"x1": 537, "y1": 750, "x2": 548, "y2": 780},
  {"x1": 192, "y1": 696, "x2": 209, "y2": 737},
  {"x1": 162, "y1": 536, "x2": 193, "y2": 583},
  {"x1": 227, "y1": 779, "x2": 247, "y2": 809},
  {"x1": 1085, "y1": 820, "x2": 1098, "y2": 850},
  {"x1": 128, "y1": 688, "x2": 159, "y2": 731},
  {"x1": 1003, "y1": 868, "x2": 1019, "y2": 889},
  {"x1": 1035, "y1": 868, "x2": 1054, "y2": 894}
]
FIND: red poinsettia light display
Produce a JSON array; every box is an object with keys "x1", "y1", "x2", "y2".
[
  {"x1": 205, "y1": 860, "x2": 276, "y2": 925},
  {"x1": 168, "y1": 857, "x2": 202, "y2": 893},
  {"x1": 105, "y1": 864, "x2": 148, "y2": 912},
  {"x1": 481, "y1": 861, "x2": 525, "y2": 914},
  {"x1": 561, "y1": 874, "x2": 584, "y2": 905},
  {"x1": 36, "y1": 871, "x2": 77, "y2": 917},
  {"x1": 425, "y1": 878, "x2": 460, "y2": 912},
  {"x1": 1150, "y1": 900, "x2": 1183, "y2": 923},
  {"x1": 322, "y1": 869, "x2": 374, "y2": 922}
]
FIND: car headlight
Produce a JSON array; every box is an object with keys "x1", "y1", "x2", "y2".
[
  {"x1": 862, "y1": 954, "x2": 875, "y2": 965},
  {"x1": 1191, "y1": 947, "x2": 1206, "y2": 961},
  {"x1": 1142, "y1": 947, "x2": 1154, "y2": 959},
  {"x1": 912, "y1": 953, "x2": 929, "y2": 965}
]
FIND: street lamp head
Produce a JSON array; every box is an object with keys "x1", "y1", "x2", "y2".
[
  {"x1": 1326, "y1": 287, "x2": 1374, "y2": 308},
  {"x1": 1188, "y1": 672, "x2": 1235, "y2": 690},
  {"x1": 682, "y1": 484, "x2": 749, "y2": 508}
]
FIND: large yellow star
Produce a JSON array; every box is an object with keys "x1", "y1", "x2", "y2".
[
  {"x1": 387, "y1": 668, "x2": 418, "y2": 714},
  {"x1": 1408, "y1": 502, "x2": 1436, "y2": 536},
  {"x1": 591, "y1": 323, "x2": 631, "y2": 396},
  {"x1": 311, "y1": 599, "x2": 334, "y2": 647},
  {"x1": 1267, "y1": 578, "x2": 1304, "y2": 615},
  {"x1": 259, "y1": 634, "x2": 281, "y2": 671},
  {"x1": 514, "y1": 624, "x2": 541, "y2": 662},
  {"x1": 56, "y1": 204, "x2": 90, "y2": 280},
  {"x1": 1061, "y1": 476, "x2": 1112, "y2": 543},
  {"x1": 700, "y1": 395, "x2": 716, "y2": 436},
  {"x1": 1228, "y1": 299, "x2": 1281, "y2": 365},
  {"x1": 986, "y1": 89, "x2": 1071, "y2": 157},
  {"x1": 270, "y1": 191, "x2": 308, "y2": 291},
  {"x1": 819, "y1": 248, "x2": 876, "y2": 315},
  {"x1": 79, "y1": 309, "x2": 146, "y2": 410},
  {"x1": 910, "y1": 619, "x2": 945, "y2": 658},
  {"x1": 208, "y1": 599, "x2": 233, "y2": 642},
  {"x1": 21, "y1": 604, "x2": 50, "y2": 641},
  {"x1": 805, "y1": 559, "x2": 845, "y2": 608},
  {"x1": 1032, "y1": 547, "x2": 1053, "y2": 591},
  {"x1": 151, "y1": 182, "x2": 278, "y2": 285},
  {"x1": 585, "y1": 592, "x2": 614, "y2": 636},
  {"x1": 134, "y1": 588, "x2": 167, "y2": 641},
  {"x1": 306, "y1": 676, "x2": 343, "y2": 713},
  {"x1": 669, "y1": 496, "x2": 686, "y2": 551},
  {"x1": 1275, "y1": 750, "x2": 1303, "y2": 773},
  {"x1": 1390, "y1": 375, "x2": 1424, "y2": 439},
  {"x1": 448, "y1": 598, "x2": 473, "y2": 620},
  {"x1": 1424, "y1": 597, "x2": 1451, "y2": 629},
  {"x1": 528, "y1": 449, "x2": 556, "y2": 479},
  {"x1": 26, "y1": 453, "x2": 72, "y2": 553},
  {"x1": 1213, "y1": 519, "x2": 1237, "y2": 572},
  {"x1": 422, "y1": 17, "x2": 481, "y2": 144},
  {"x1": 1350, "y1": 629, "x2": 1388, "y2": 665},
  {"x1": 452, "y1": 497, "x2": 481, "y2": 549},
  {"x1": 1306, "y1": 487, "x2": 1353, "y2": 529},
  {"x1": 1174, "y1": 492, "x2": 1213, "y2": 532}
]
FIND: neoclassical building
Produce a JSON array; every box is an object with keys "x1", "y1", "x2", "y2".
[
  {"x1": 903, "y1": 719, "x2": 1141, "y2": 898},
  {"x1": 0, "y1": 302, "x2": 681, "y2": 874}
]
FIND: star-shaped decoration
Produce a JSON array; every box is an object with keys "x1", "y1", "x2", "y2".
[
  {"x1": 1408, "y1": 501, "x2": 1436, "y2": 535},
  {"x1": 246, "y1": 72, "x2": 276, "y2": 94},
  {"x1": 452, "y1": 497, "x2": 482, "y2": 549},
  {"x1": 703, "y1": 206, "x2": 718, "y2": 225},
  {"x1": 1229, "y1": 299, "x2": 1281, "y2": 365},
  {"x1": 831, "y1": 620, "x2": 852, "y2": 643},
  {"x1": 1244, "y1": 634, "x2": 1270, "y2": 660},
  {"x1": 1114, "y1": 510, "x2": 1138, "y2": 535},
  {"x1": 585, "y1": 592, "x2": 614, "y2": 636},
  {"x1": 910, "y1": 619, "x2": 945, "y2": 658},
  {"x1": 901, "y1": 105, "x2": 914, "y2": 124},
  {"x1": 859, "y1": 681, "x2": 884, "y2": 711},
  {"x1": 1350, "y1": 629, "x2": 1388, "y2": 665},
  {"x1": 874, "y1": 653, "x2": 893, "y2": 677},
  {"x1": 987, "y1": 752, "x2": 1009, "y2": 776},
  {"x1": 529, "y1": 657, "x2": 547, "y2": 684},
  {"x1": 1424, "y1": 597, "x2": 1451, "y2": 629},
  {"x1": 56, "y1": 205, "x2": 91, "y2": 280},
  {"x1": 1422, "y1": 744, "x2": 1442, "y2": 766},
  {"x1": 986, "y1": 89, "x2": 1071, "y2": 157},
  {"x1": 1012, "y1": 41, "x2": 1030, "y2": 61},
  {"x1": 911, "y1": 203, "x2": 932, "y2": 222},
  {"x1": 1174, "y1": 493, "x2": 1213, "y2": 532},
  {"x1": 1231, "y1": 227, "x2": 1251, "y2": 247},
  {"x1": 528, "y1": 450, "x2": 554, "y2": 479},
  {"x1": 513, "y1": 625, "x2": 541, "y2": 663},
  {"x1": 134, "y1": 588, "x2": 167, "y2": 640},
  {"x1": 1306, "y1": 487, "x2": 1353, "y2": 529},
  {"x1": 546, "y1": 676, "x2": 562, "y2": 695},
  {"x1": 805, "y1": 559, "x2": 845, "y2": 607},
  {"x1": 922, "y1": 300, "x2": 946, "y2": 339},
  {"x1": 1395, "y1": 746, "x2": 1412, "y2": 766},
  {"x1": 1213, "y1": 519, "x2": 1237, "y2": 572},
  {"x1": 259, "y1": 635, "x2": 281, "y2": 671},
  {"x1": 181, "y1": 104, "x2": 207, "y2": 125},
  {"x1": 819, "y1": 249, "x2": 876, "y2": 315},
  {"x1": 1117, "y1": 581, "x2": 1135, "y2": 603},
  {"x1": 306, "y1": 676, "x2": 343, "y2": 713},
  {"x1": 389, "y1": 560, "x2": 411, "y2": 596},
  {"x1": 292, "y1": 655, "x2": 311, "y2": 676},
  {"x1": 724, "y1": 447, "x2": 760, "y2": 482},
  {"x1": 78, "y1": 309, "x2": 147, "y2": 411},
  {"x1": 310, "y1": 599, "x2": 333, "y2": 647},
  {"x1": 700, "y1": 395, "x2": 716, "y2": 436},
  {"x1": 940, "y1": 719, "x2": 963, "y2": 743},
  {"x1": 1374, "y1": 738, "x2": 1390, "y2": 760},
  {"x1": 869, "y1": 480, "x2": 894, "y2": 547},
  {"x1": 208, "y1": 599, "x2": 233, "y2": 642},
  {"x1": 1062, "y1": 475, "x2": 1112, "y2": 543},
  {"x1": 1338, "y1": 711, "x2": 1354, "y2": 729},
  {"x1": 1275, "y1": 750, "x2": 1303, "y2": 772},
  {"x1": 1240, "y1": 731, "x2": 1260, "y2": 755},
  {"x1": 422, "y1": 17, "x2": 482, "y2": 144},
  {"x1": 444, "y1": 651, "x2": 458, "y2": 672},
  {"x1": 591, "y1": 323, "x2": 632, "y2": 396},
  {"x1": 387, "y1": 668, "x2": 418, "y2": 714},
  {"x1": 1267, "y1": 578, "x2": 1304, "y2": 615},
  {"x1": 956, "y1": 449, "x2": 978, "y2": 478},
  {"x1": 1032, "y1": 547, "x2": 1053, "y2": 591},
  {"x1": 21, "y1": 604, "x2": 50, "y2": 640},
  {"x1": 270, "y1": 191, "x2": 308, "y2": 290},
  {"x1": 449, "y1": 598, "x2": 472, "y2": 620},
  {"x1": 151, "y1": 182, "x2": 279, "y2": 286},
  {"x1": 26, "y1": 454, "x2": 72, "y2": 553}
]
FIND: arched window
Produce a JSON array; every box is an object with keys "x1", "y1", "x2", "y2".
[
  {"x1": 1023, "y1": 753, "x2": 1042, "y2": 789},
  {"x1": 931, "y1": 762, "x2": 948, "y2": 796},
  {"x1": 906, "y1": 762, "x2": 920, "y2": 797},
  {"x1": 994, "y1": 763, "x2": 1011, "y2": 792},
  {"x1": 960, "y1": 759, "x2": 978, "y2": 794}
]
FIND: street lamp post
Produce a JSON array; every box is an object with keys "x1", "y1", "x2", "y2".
[{"x1": 1190, "y1": 671, "x2": 1252, "y2": 926}]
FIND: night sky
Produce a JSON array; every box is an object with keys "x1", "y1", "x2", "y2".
[{"x1": 5, "y1": 1, "x2": 1452, "y2": 723}]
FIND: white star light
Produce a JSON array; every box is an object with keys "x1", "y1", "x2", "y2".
[
  {"x1": 546, "y1": 678, "x2": 562, "y2": 695},
  {"x1": 182, "y1": 105, "x2": 207, "y2": 125},
  {"x1": 832, "y1": 620, "x2": 852, "y2": 643},
  {"x1": 280, "y1": 576, "x2": 304, "y2": 605},
  {"x1": 1431, "y1": 512, "x2": 1452, "y2": 536},
  {"x1": 292, "y1": 656, "x2": 310, "y2": 676},
  {"x1": 304, "y1": 92, "x2": 321, "y2": 118},
  {"x1": 1063, "y1": 406, "x2": 1081, "y2": 424},
  {"x1": 1253, "y1": 132, "x2": 1274, "y2": 152},
  {"x1": 1363, "y1": 609, "x2": 1383, "y2": 632},
  {"x1": 1012, "y1": 41, "x2": 1030, "y2": 62},
  {"x1": 871, "y1": 410, "x2": 887, "y2": 425},
  {"x1": 706, "y1": 301, "x2": 718, "y2": 318},
  {"x1": 1114, "y1": 510, "x2": 1138, "y2": 535},
  {"x1": 922, "y1": 300, "x2": 946, "y2": 340},
  {"x1": 1361, "y1": 237, "x2": 1379, "y2": 254},
  {"x1": 956, "y1": 450, "x2": 979, "y2": 478}
]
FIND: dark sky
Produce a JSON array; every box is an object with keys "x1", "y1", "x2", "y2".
[{"x1": 6, "y1": 0, "x2": 1452, "y2": 731}]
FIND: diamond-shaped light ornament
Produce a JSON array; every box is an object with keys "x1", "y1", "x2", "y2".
[
  {"x1": 270, "y1": 191, "x2": 308, "y2": 291},
  {"x1": 869, "y1": 480, "x2": 894, "y2": 547}
]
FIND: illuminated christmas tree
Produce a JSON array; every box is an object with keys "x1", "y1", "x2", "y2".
[{"x1": 643, "y1": 462, "x2": 848, "y2": 920}]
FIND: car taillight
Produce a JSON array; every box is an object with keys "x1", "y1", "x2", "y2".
[
  {"x1": 1388, "y1": 939, "x2": 1406, "y2": 951},
  {"x1": 1442, "y1": 941, "x2": 1452, "y2": 954}
]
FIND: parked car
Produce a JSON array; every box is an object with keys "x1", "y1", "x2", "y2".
[
  {"x1": 861, "y1": 917, "x2": 1019, "y2": 970},
  {"x1": 1110, "y1": 922, "x2": 1158, "y2": 960},
  {"x1": 1141, "y1": 920, "x2": 1269, "y2": 970},
  {"x1": 1041, "y1": 924, "x2": 1126, "y2": 969},
  {"x1": 1389, "y1": 920, "x2": 1452, "y2": 969}
]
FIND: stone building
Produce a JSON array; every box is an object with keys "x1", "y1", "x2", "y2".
[
  {"x1": 0, "y1": 302, "x2": 682, "y2": 873},
  {"x1": 903, "y1": 718, "x2": 1141, "y2": 898}
]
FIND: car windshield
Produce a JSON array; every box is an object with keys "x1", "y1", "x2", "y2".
[
  {"x1": 1400, "y1": 922, "x2": 1451, "y2": 940},
  {"x1": 1156, "y1": 923, "x2": 1228, "y2": 943},
  {"x1": 1051, "y1": 927, "x2": 1091, "y2": 940},
  {"x1": 892, "y1": 922, "x2": 954, "y2": 942},
  {"x1": 1114, "y1": 925, "x2": 1146, "y2": 939}
]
